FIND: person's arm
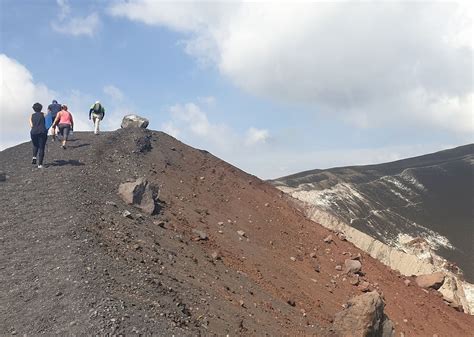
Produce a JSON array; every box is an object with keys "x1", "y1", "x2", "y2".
[
  {"x1": 29, "y1": 115, "x2": 33, "y2": 128},
  {"x1": 70, "y1": 113, "x2": 74, "y2": 130},
  {"x1": 89, "y1": 108, "x2": 92, "y2": 120},
  {"x1": 102, "y1": 106, "x2": 105, "y2": 118},
  {"x1": 52, "y1": 112, "x2": 60, "y2": 128}
]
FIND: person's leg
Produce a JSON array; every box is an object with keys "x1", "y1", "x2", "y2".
[
  {"x1": 37, "y1": 133, "x2": 47, "y2": 166},
  {"x1": 94, "y1": 116, "x2": 100, "y2": 134},
  {"x1": 31, "y1": 133, "x2": 39, "y2": 164},
  {"x1": 62, "y1": 126, "x2": 70, "y2": 147}
]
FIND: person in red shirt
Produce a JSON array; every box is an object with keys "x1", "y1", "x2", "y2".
[{"x1": 52, "y1": 105, "x2": 74, "y2": 149}]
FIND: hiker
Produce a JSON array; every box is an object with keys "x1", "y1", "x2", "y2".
[
  {"x1": 89, "y1": 101, "x2": 105, "y2": 135},
  {"x1": 52, "y1": 104, "x2": 74, "y2": 149},
  {"x1": 48, "y1": 99, "x2": 62, "y2": 141},
  {"x1": 29, "y1": 102, "x2": 48, "y2": 168}
]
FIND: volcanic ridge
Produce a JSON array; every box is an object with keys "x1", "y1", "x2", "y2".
[{"x1": 1, "y1": 128, "x2": 473, "y2": 336}]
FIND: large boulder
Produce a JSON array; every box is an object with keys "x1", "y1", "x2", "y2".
[
  {"x1": 118, "y1": 178, "x2": 157, "y2": 215},
  {"x1": 344, "y1": 259, "x2": 362, "y2": 274},
  {"x1": 415, "y1": 272, "x2": 445, "y2": 290},
  {"x1": 333, "y1": 291, "x2": 394, "y2": 337},
  {"x1": 121, "y1": 114, "x2": 149, "y2": 129}
]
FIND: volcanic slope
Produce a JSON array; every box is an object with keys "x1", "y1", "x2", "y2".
[
  {"x1": 271, "y1": 144, "x2": 474, "y2": 282},
  {"x1": 1, "y1": 129, "x2": 473, "y2": 336}
]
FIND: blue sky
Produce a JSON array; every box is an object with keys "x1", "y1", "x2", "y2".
[{"x1": 1, "y1": 0, "x2": 472, "y2": 178}]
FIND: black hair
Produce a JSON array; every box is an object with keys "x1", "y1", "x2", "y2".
[{"x1": 32, "y1": 102, "x2": 42, "y2": 112}]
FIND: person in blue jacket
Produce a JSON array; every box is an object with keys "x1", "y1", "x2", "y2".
[{"x1": 48, "y1": 99, "x2": 61, "y2": 141}]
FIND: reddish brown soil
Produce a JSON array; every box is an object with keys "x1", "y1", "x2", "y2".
[{"x1": 1, "y1": 128, "x2": 472, "y2": 336}]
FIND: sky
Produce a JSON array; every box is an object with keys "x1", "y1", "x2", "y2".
[{"x1": 0, "y1": 0, "x2": 473, "y2": 179}]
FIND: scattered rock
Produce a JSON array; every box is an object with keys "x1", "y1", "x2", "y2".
[
  {"x1": 237, "y1": 230, "x2": 246, "y2": 237},
  {"x1": 121, "y1": 114, "x2": 149, "y2": 129},
  {"x1": 335, "y1": 265, "x2": 342, "y2": 271},
  {"x1": 264, "y1": 203, "x2": 270, "y2": 207},
  {"x1": 309, "y1": 252, "x2": 317, "y2": 258},
  {"x1": 211, "y1": 251, "x2": 221, "y2": 260},
  {"x1": 337, "y1": 232, "x2": 347, "y2": 241},
  {"x1": 154, "y1": 220, "x2": 166, "y2": 228},
  {"x1": 118, "y1": 178, "x2": 158, "y2": 215},
  {"x1": 323, "y1": 235, "x2": 333, "y2": 243},
  {"x1": 415, "y1": 272, "x2": 445, "y2": 290},
  {"x1": 105, "y1": 201, "x2": 117, "y2": 207},
  {"x1": 349, "y1": 274, "x2": 360, "y2": 286},
  {"x1": 344, "y1": 259, "x2": 362, "y2": 274},
  {"x1": 332, "y1": 291, "x2": 394, "y2": 337},
  {"x1": 290, "y1": 257, "x2": 297, "y2": 262},
  {"x1": 314, "y1": 264, "x2": 321, "y2": 273},
  {"x1": 287, "y1": 299, "x2": 296, "y2": 307},
  {"x1": 358, "y1": 281, "x2": 371, "y2": 292},
  {"x1": 404, "y1": 279, "x2": 411, "y2": 286},
  {"x1": 192, "y1": 229, "x2": 208, "y2": 241},
  {"x1": 352, "y1": 253, "x2": 362, "y2": 260},
  {"x1": 122, "y1": 210, "x2": 133, "y2": 219},
  {"x1": 0, "y1": 171, "x2": 6, "y2": 182}
]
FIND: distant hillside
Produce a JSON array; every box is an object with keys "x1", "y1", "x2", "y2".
[{"x1": 271, "y1": 144, "x2": 474, "y2": 283}]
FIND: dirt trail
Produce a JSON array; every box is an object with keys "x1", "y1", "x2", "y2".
[{"x1": 1, "y1": 129, "x2": 473, "y2": 336}]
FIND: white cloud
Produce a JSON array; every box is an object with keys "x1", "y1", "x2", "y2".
[
  {"x1": 198, "y1": 95, "x2": 216, "y2": 107},
  {"x1": 0, "y1": 54, "x2": 56, "y2": 149},
  {"x1": 245, "y1": 127, "x2": 269, "y2": 146},
  {"x1": 52, "y1": 0, "x2": 99, "y2": 37},
  {"x1": 103, "y1": 84, "x2": 124, "y2": 102},
  {"x1": 161, "y1": 101, "x2": 270, "y2": 155},
  {"x1": 162, "y1": 121, "x2": 180, "y2": 138},
  {"x1": 109, "y1": 1, "x2": 474, "y2": 134}
]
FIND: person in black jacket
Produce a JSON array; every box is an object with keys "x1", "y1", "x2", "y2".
[{"x1": 29, "y1": 102, "x2": 48, "y2": 168}]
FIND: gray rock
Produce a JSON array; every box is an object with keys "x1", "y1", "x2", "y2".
[
  {"x1": 323, "y1": 235, "x2": 333, "y2": 243},
  {"x1": 121, "y1": 114, "x2": 149, "y2": 129},
  {"x1": 0, "y1": 171, "x2": 6, "y2": 182},
  {"x1": 122, "y1": 210, "x2": 133, "y2": 219},
  {"x1": 333, "y1": 291, "x2": 394, "y2": 337},
  {"x1": 415, "y1": 272, "x2": 445, "y2": 290},
  {"x1": 344, "y1": 259, "x2": 362, "y2": 274},
  {"x1": 118, "y1": 178, "x2": 157, "y2": 215},
  {"x1": 192, "y1": 229, "x2": 208, "y2": 241},
  {"x1": 237, "y1": 230, "x2": 246, "y2": 237}
]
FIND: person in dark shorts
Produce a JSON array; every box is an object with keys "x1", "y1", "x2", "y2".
[
  {"x1": 48, "y1": 100, "x2": 61, "y2": 141},
  {"x1": 29, "y1": 102, "x2": 48, "y2": 168},
  {"x1": 52, "y1": 105, "x2": 74, "y2": 149}
]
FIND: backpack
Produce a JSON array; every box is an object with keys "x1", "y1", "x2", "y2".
[{"x1": 93, "y1": 103, "x2": 102, "y2": 113}]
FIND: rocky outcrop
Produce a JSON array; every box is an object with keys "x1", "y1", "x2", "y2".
[
  {"x1": 121, "y1": 114, "x2": 149, "y2": 129},
  {"x1": 118, "y1": 178, "x2": 157, "y2": 215},
  {"x1": 416, "y1": 272, "x2": 445, "y2": 290},
  {"x1": 332, "y1": 291, "x2": 394, "y2": 337},
  {"x1": 289, "y1": 203, "x2": 474, "y2": 315}
]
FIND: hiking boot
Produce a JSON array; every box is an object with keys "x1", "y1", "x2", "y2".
[
  {"x1": 37, "y1": 165, "x2": 43, "y2": 169},
  {"x1": 62, "y1": 145, "x2": 66, "y2": 150},
  {"x1": 32, "y1": 157, "x2": 37, "y2": 165}
]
